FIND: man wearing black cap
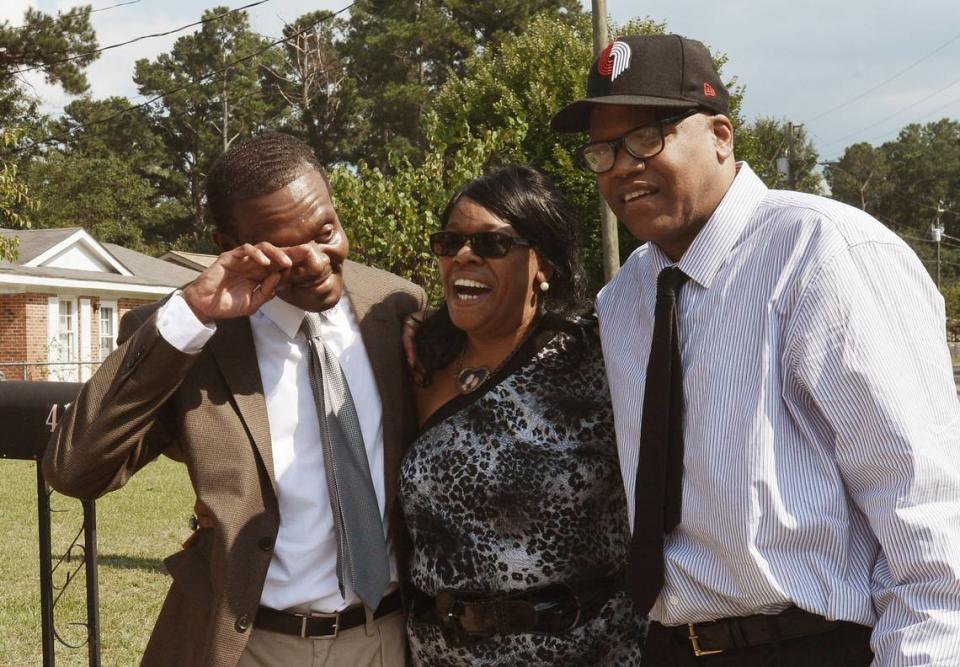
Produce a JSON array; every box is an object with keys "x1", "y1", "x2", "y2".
[{"x1": 553, "y1": 34, "x2": 960, "y2": 666}]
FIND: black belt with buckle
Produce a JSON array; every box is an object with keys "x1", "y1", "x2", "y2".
[
  {"x1": 663, "y1": 606, "x2": 857, "y2": 657},
  {"x1": 408, "y1": 573, "x2": 625, "y2": 645},
  {"x1": 254, "y1": 590, "x2": 403, "y2": 639}
]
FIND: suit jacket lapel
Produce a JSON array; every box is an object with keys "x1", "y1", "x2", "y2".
[
  {"x1": 208, "y1": 317, "x2": 277, "y2": 496},
  {"x1": 342, "y1": 262, "x2": 406, "y2": 515}
]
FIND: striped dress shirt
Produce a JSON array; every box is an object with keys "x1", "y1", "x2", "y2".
[{"x1": 597, "y1": 163, "x2": 960, "y2": 665}]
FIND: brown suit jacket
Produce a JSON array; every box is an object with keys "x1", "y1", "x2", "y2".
[{"x1": 42, "y1": 260, "x2": 426, "y2": 667}]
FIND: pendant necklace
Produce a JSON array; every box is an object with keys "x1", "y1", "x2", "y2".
[{"x1": 454, "y1": 326, "x2": 537, "y2": 395}]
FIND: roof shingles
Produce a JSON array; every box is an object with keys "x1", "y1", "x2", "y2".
[{"x1": 0, "y1": 228, "x2": 198, "y2": 288}]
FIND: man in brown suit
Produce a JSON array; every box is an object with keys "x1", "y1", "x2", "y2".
[{"x1": 43, "y1": 133, "x2": 426, "y2": 667}]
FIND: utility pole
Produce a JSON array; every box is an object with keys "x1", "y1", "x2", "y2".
[
  {"x1": 591, "y1": 0, "x2": 620, "y2": 280},
  {"x1": 933, "y1": 200, "x2": 945, "y2": 289},
  {"x1": 786, "y1": 122, "x2": 799, "y2": 191}
]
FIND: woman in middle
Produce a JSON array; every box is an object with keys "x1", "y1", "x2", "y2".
[{"x1": 399, "y1": 165, "x2": 645, "y2": 665}]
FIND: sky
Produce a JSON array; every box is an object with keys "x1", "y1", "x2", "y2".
[{"x1": 7, "y1": 0, "x2": 960, "y2": 162}]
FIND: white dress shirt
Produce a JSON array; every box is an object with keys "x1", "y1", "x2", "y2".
[
  {"x1": 597, "y1": 162, "x2": 960, "y2": 665},
  {"x1": 157, "y1": 292, "x2": 395, "y2": 613}
]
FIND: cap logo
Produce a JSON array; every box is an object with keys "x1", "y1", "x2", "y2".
[
  {"x1": 703, "y1": 82, "x2": 717, "y2": 97},
  {"x1": 597, "y1": 40, "x2": 632, "y2": 81}
]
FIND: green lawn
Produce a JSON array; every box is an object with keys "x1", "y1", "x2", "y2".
[{"x1": 0, "y1": 456, "x2": 193, "y2": 666}]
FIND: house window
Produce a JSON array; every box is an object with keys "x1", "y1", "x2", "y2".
[
  {"x1": 47, "y1": 297, "x2": 80, "y2": 382},
  {"x1": 99, "y1": 303, "x2": 117, "y2": 360},
  {"x1": 58, "y1": 300, "x2": 76, "y2": 363}
]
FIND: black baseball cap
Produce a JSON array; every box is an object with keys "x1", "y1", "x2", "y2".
[{"x1": 551, "y1": 34, "x2": 729, "y2": 133}]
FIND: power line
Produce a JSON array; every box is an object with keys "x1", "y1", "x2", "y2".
[
  {"x1": 90, "y1": 0, "x2": 142, "y2": 13},
  {"x1": 819, "y1": 161, "x2": 960, "y2": 219},
  {"x1": 821, "y1": 75, "x2": 960, "y2": 149},
  {"x1": 857, "y1": 93, "x2": 960, "y2": 147},
  {"x1": 934, "y1": 259, "x2": 960, "y2": 270},
  {"x1": 897, "y1": 230, "x2": 936, "y2": 244},
  {"x1": 888, "y1": 225, "x2": 960, "y2": 252},
  {"x1": 920, "y1": 258, "x2": 960, "y2": 270},
  {"x1": 10, "y1": 0, "x2": 274, "y2": 76},
  {"x1": 17, "y1": 2, "x2": 355, "y2": 152},
  {"x1": 912, "y1": 97, "x2": 960, "y2": 124},
  {"x1": 807, "y1": 29, "x2": 960, "y2": 123},
  {"x1": 886, "y1": 221, "x2": 936, "y2": 244},
  {"x1": 888, "y1": 191, "x2": 960, "y2": 218}
]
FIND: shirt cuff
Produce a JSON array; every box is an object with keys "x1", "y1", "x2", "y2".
[{"x1": 156, "y1": 291, "x2": 216, "y2": 354}]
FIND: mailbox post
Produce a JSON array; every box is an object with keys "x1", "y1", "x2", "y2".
[{"x1": 0, "y1": 381, "x2": 100, "y2": 667}]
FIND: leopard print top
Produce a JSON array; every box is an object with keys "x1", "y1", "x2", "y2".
[{"x1": 400, "y1": 317, "x2": 646, "y2": 666}]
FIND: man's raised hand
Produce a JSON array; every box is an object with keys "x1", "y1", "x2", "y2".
[{"x1": 181, "y1": 242, "x2": 293, "y2": 323}]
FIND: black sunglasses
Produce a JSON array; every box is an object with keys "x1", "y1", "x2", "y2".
[
  {"x1": 577, "y1": 108, "x2": 700, "y2": 174},
  {"x1": 429, "y1": 231, "x2": 533, "y2": 258}
]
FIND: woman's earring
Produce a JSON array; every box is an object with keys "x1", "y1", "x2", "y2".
[{"x1": 539, "y1": 280, "x2": 550, "y2": 293}]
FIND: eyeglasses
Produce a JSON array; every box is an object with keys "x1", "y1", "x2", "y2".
[
  {"x1": 428, "y1": 231, "x2": 533, "y2": 258},
  {"x1": 577, "y1": 109, "x2": 700, "y2": 174}
]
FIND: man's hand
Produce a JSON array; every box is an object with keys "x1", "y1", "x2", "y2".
[
  {"x1": 402, "y1": 311, "x2": 429, "y2": 385},
  {"x1": 183, "y1": 498, "x2": 215, "y2": 549},
  {"x1": 181, "y1": 242, "x2": 325, "y2": 323}
]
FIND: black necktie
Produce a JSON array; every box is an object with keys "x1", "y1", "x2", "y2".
[{"x1": 627, "y1": 265, "x2": 689, "y2": 614}]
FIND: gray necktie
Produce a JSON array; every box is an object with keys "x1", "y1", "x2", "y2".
[{"x1": 301, "y1": 313, "x2": 390, "y2": 610}]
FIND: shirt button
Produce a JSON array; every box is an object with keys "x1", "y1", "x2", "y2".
[
  {"x1": 669, "y1": 595, "x2": 680, "y2": 605},
  {"x1": 235, "y1": 614, "x2": 250, "y2": 632},
  {"x1": 258, "y1": 536, "x2": 274, "y2": 552}
]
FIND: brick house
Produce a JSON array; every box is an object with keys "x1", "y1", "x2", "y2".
[{"x1": 0, "y1": 228, "x2": 199, "y2": 381}]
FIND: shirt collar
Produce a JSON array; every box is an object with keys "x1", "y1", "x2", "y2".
[
  {"x1": 667, "y1": 161, "x2": 767, "y2": 289},
  {"x1": 257, "y1": 295, "x2": 344, "y2": 339}
]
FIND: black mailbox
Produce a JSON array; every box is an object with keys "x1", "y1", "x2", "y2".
[{"x1": 0, "y1": 381, "x2": 83, "y2": 461}]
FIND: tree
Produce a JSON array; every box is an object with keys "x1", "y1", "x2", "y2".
[
  {"x1": 52, "y1": 97, "x2": 169, "y2": 175},
  {"x1": 134, "y1": 8, "x2": 284, "y2": 245},
  {"x1": 877, "y1": 119, "x2": 960, "y2": 234},
  {"x1": 429, "y1": 13, "x2": 597, "y2": 279},
  {"x1": 262, "y1": 11, "x2": 362, "y2": 166},
  {"x1": 0, "y1": 6, "x2": 96, "y2": 144},
  {"x1": 331, "y1": 112, "x2": 525, "y2": 299},
  {"x1": 48, "y1": 96, "x2": 190, "y2": 248},
  {"x1": 942, "y1": 282, "x2": 960, "y2": 340},
  {"x1": 825, "y1": 120, "x2": 960, "y2": 289},
  {"x1": 875, "y1": 120, "x2": 960, "y2": 287},
  {"x1": 22, "y1": 151, "x2": 161, "y2": 251},
  {"x1": 0, "y1": 130, "x2": 36, "y2": 260},
  {"x1": 0, "y1": 5, "x2": 99, "y2": 260},
  {"x1": 740, "y1": 117, "x2": 821, "y2": 193},
  {"x1": 339, "y1": 0, "x2": 583, "y2": 169},
  {"x1": 0, "y1": 6, "x2": 98, "y2": 96},
  {"x1": 429, "y1": 14, "x2": 746, "y2": 291},
  {"x1": 824, "y1": 142, "x2": 891, "y2": 213}
]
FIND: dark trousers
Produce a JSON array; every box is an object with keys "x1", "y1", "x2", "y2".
[{"x1": 640, "y1": 620, "x2": 873, "y2": 667}]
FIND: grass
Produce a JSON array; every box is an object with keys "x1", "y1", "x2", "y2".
[{"x1": 0, "y1": 456, "x2": 193, "y2": 666}]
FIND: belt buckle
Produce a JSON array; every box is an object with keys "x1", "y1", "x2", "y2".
[
  {"x1": 434, "y1": 590, "x2": 481, "y2": 647},
  {"x1": 299, "y1": 611, "x2": 340, "y2": 639},
  {"x1": 687, "y1": 623, "x2": 723, "y2": 657},
  {"x1": 530, "y1": 584, "x2": 580, "y2": 634}
]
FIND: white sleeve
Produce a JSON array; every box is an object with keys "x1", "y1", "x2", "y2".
[
  {"x1": 155, "y1": 291, "x2": 216, "y2": 354},
  {"x1": 787, "y1": 240, "x2": 960, "y2": 665}
]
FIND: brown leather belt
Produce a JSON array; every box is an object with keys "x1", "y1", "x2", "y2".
[
  {"x1": 255, "y1": 590, "x2": 403, "y2": 639},
  {"x1": 662, "y1": 606, "x2": 857, "y2": 657},
  {"x1": 409, "y1": 573, "x2": 625, "y2": 644}
]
